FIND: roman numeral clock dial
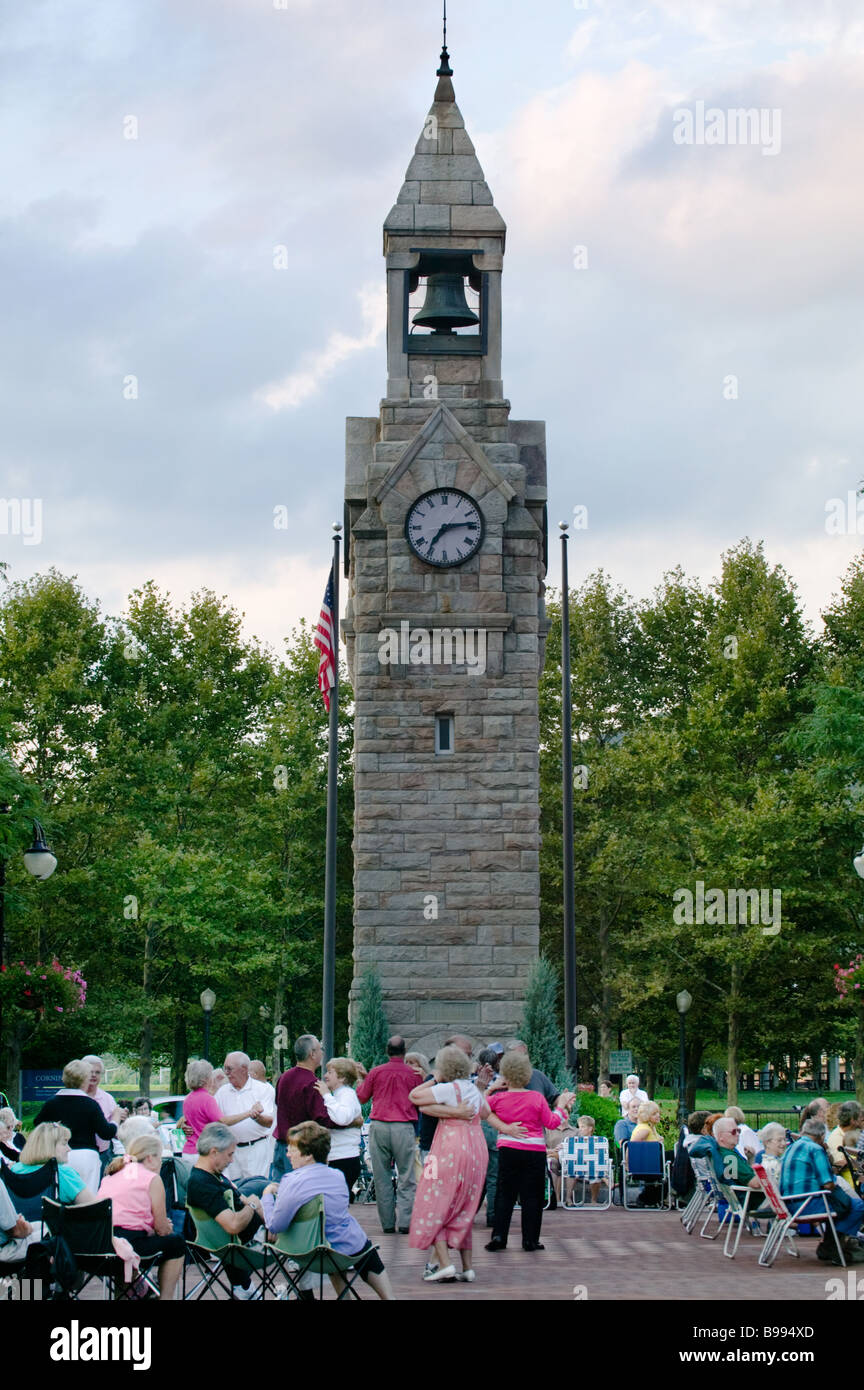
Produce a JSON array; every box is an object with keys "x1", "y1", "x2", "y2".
[{"x1": 404, "y1": 488, "x2": 485, "y2": 568}]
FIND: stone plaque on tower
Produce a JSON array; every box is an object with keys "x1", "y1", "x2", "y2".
[{"x1": 343, "y1": 43, "x2": 548, "y2": 1056}]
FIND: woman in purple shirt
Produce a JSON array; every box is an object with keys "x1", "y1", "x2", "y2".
[{"x1": 262, "y1": 1122, "x2": 394, "y2": 1300}]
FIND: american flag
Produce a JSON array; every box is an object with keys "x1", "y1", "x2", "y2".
[{"x1": 313, "y1": 566, "x2": 337, "y2": 711}]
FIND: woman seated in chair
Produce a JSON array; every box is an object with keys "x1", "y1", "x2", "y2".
[
  {"x1": 6, "y1": 1122, "x2": 98, "y2": 1221},
  {"x1": 98, "y1": 1133, "x2": 185, "y2": 1301},
  {"x1": 0, "y1": 1108, "x2": 26, "y2": 1164},
  {"x1": 627, "y1": 1102, "x2": 665, "y2": 1208},
  {"x1": 754, "y1": 1122, "x2": 788, "y2": 1186},
  {"x1": 262, "y1": 1121, "x2": 395, "y2": 1301}
]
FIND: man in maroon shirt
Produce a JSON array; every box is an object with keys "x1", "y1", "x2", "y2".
[
  {"x1": 356, "y1": 1036, "x2": 423, "y2": 1233},
  {"x1": 272, "y1": 1034, "x2": 334, "y2": 1180}
]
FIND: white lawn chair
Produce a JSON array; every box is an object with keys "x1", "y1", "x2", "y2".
[
  {"x1": 752, "y1": 1162, "x2": 846, "y2": 1269},
  {"x1": 682, "y1": 1154, "x2": 715, "y2": 1234},
  {"x1": 713, "y1": 1178, "x2": 767, "y2": 1259},
  {"x1": 558, "y1": 1136, "x2": 613, "y2": 1210}
]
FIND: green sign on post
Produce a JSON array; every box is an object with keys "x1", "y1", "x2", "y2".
[{"x1": 609, "y1": 1049, "x2": 633, "y2": 1075}]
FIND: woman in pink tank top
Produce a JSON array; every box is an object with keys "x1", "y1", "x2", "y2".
[{"x1": 98, "y1": 1133, "x2": 185, "y2": 1300}]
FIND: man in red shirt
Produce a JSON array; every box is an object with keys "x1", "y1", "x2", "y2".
[
  {"x1": 272, "y1": 1034, "x2": 334, "y2": 1180},
  {"x1": 356, "y1": 1036, "x2": 423, "y2": 1233}
]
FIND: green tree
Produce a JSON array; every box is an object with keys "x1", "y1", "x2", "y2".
[
  {"x1": 351, "y1": 967, "x2": 389, "y2": 1070},
  {"x1": 519, "y1": 956, "x2": 567, "y2": 1084}
]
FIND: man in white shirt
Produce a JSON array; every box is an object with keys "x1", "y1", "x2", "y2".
[
  {"x1": 215, "y1": 1052, "x2": 274, "y2": 1182},
  {"x1": 248, "y1": 1059, "x2": 277, "y2": 1177},
  {"x1": 620, "y1": 1074, "x2": 648, "y2": 1115}
]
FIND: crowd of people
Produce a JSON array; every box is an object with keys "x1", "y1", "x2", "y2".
[
  {"x1": 678, "y1": 1097, "x2": 864, "y2": 1265},
  {"x1": 2, "y1": 1044, "x2": 863, "y2": 1296}
]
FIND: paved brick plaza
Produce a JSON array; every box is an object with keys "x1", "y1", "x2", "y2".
[
  {"x1": 315, "y1": 1204, "x2": 838, "y2": 1302},
  {"x1": 57, "y1": 1199, "x2": 840, "y2": 1303}
]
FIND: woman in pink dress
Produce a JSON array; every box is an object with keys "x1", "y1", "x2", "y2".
[{"x1": 408, "y1": 1046, "x2": 522, "y2": 1285}]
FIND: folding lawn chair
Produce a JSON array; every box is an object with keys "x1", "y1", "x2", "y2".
[
  {"x1": 683, "y1": 1154, "x2": 717, "y2": 1234},
  {"x1": 712, "y1": 1178, "x2": 769, "y2": 1259},
  {"x1": 621, "y1": 1141, "x2": 671, "y2": 1209},
  {"x1": 752, "y1": 1162, "x2": 846, "y2": 1269},
  {"x1": 42, "y1": 1196, "x2": 161, "y2": 1300},
  {"x1": 558, "y1": 1136, "x2": 613, "y2": 1210},
  {"x1": 184, "y1": 1198, "x2": 283, "y2": 1300},
  {"x1": 272, "y1": 1194, "x2": 379, "y2": 1301}
]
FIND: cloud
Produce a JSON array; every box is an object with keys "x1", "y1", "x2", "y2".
[{"x1": 257, "y1": 283, "x2": 386, "y2": 411}]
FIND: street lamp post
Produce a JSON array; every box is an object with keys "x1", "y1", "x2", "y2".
[
  {"x1": 0, "y1": 809, "x2": 58, "y2": 1095},
  {"x1": 200, "y1": 988, "x2": 216, "y2": 1062},
  {"x1": 676, "y1": 990, "x2": 693, "y2": 1126},
  {"x1": 560, "y1": 522, "x2": 579, "y2": 1079}
]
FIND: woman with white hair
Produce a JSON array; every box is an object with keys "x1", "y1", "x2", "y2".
[
  {"x1": 754, "y1": 1122, "x2": 787, "y2": 1184},
  {"x1": 0, "y1": 1108, "x2": 25, "y2": 1163},
  {"x1": 32, "y1": 1060, "x2": 118, "y2": 1190},
  {"x1": 181, "y1": 1059, "x2": 221, "y2": 1165},
  {"x1": 81, "y1": 1054, "x2": 126, "y2": 1173}
]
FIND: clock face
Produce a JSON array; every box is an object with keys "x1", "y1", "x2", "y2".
[{"x1": 404, "y1": 488, "x2": 485, "y2": 568}]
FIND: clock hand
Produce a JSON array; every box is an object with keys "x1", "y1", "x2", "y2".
[{"x1": 431, "y1": 521, "x2": 476, "y2": 544}]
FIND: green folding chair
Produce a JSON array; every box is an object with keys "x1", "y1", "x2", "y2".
[
  {"x1": 184, "y1": 1199, "x2": 281, "y2": 1300},
  {"x1": 272, "y1": 1194, "x2": 377, "y2": 1301}
]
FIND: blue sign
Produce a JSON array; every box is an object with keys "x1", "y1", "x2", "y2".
[{"x1": 20, "y1": 1068, "x2": 63, "y2": 1102}]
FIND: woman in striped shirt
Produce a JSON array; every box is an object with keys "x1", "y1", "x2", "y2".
[{"x1": 484, "y1": 1051, "x2": 575, "y2": 1252}]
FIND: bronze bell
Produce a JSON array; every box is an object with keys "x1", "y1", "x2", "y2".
[{"x1": 413, "y1": 272, "x2": 479, "y2": 333}]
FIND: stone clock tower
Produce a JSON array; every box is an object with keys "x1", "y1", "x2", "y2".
[{"x1": 343, "y1": 43, "x2": 548, "y2": 1056}]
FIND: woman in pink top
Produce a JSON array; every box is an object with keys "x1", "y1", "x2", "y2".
[
  {"x1": 98, "y1": 1133, "x2": 186, "y2": 1300},
  {"x1": 182, "y1": 1059, "x2": 221, "y2": 1160},
  {"x1": 484, "y1": 1051, "x2": 575, "y2": 1252}
]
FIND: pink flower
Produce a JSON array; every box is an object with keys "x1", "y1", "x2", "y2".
[{"x1": 56, "y1": 1007, "x2": 63, "y2": 1013}]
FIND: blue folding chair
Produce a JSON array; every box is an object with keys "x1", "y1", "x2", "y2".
[{"x1": 622, "y1": 1141, "x2": 671, "y2": 1209}]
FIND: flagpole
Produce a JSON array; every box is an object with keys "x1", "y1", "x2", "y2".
[
  {"x1": 322, "y1": 523, "x2": 342, "y2": 1065},
  {"x1": 560, "y1": 521, "x2": 579, "y2": 1080}
]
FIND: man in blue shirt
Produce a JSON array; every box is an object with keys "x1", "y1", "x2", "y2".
[{"x1": 780, "y1": 1119, "x2": 864, "y2": 1265}]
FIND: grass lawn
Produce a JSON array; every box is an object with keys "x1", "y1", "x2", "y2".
[{"x1": 653, "y1": 1087, "x2": 854, "y2": 1114}]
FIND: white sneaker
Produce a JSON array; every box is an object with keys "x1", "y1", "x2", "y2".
[
  {"x1": 423, "y1": 1264, "x2": 456, "y2": 1282},
  {"x1": 455, "y1": 1269, "x2": 476, "y2": 1282},
  {"x1": 232, "y1": 1284, "x2": 262, "y2": 1301}
]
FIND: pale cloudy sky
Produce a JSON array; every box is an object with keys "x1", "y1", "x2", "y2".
[{"x1": 2, "y1": 0, "x2": 863, "y2": 652}]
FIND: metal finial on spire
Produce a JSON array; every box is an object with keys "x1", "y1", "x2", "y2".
[{"x1": 437, "y1": 0, "x2": 452, "y2": 76}]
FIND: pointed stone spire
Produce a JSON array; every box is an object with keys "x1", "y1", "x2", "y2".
[{"x1": 384, "y1": 57, "x2": 505, "y2": 239}]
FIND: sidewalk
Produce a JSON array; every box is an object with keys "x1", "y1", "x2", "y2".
[{"x1": 343, "y1": 1202, "x2": 845, "y2": 1301}]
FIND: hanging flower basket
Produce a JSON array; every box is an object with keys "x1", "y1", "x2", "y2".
[
  {"x1": 833, "y1": 956, "x2": 864, "y2": 1000},
  {"x1": 0, "y1": 959, "x2": 87, "y2": 1017}
]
